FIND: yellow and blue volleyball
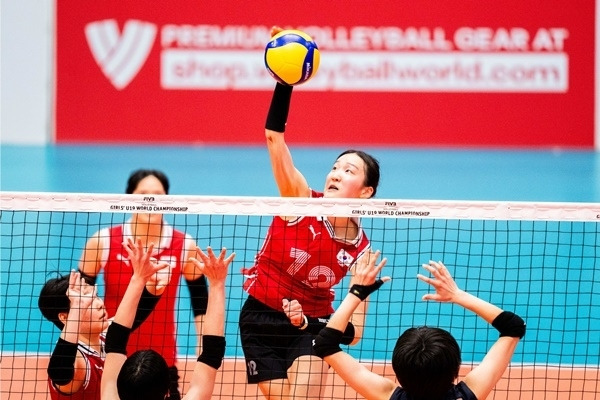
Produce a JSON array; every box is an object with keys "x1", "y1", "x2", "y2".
[{"x1": 264, "y1": 29, "x2": 320, "y2": 86}]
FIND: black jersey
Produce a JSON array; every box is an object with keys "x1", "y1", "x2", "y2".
[{"x1": 389, "y1": 381, "x2": 477, "y2": 400}]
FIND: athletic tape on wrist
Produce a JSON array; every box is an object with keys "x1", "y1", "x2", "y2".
[{"x1": 349, "y1": 279, "x2": 385, "y2": 301}]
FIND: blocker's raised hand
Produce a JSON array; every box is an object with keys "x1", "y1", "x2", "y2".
[
  {"x1": 417, "y1": 260, "x2": 461, "y2": 303},
  {"x1": 123, "y1": 238, "x2": 171, "y2": 284},
  {"x1": 353, "y1": 249, "x2": 390, "y2": 286},
  {"x1": 190, "y1": 246, "x2": 235, "y2": 284}
]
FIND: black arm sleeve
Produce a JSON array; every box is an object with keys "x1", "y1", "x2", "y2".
[
  {"x1": 302, "y1": 316, "x2": 356, "y2": 345},
  {"x1": 313, "y1": 327, "x2": 344, "y2": 358},
  {"x1": 47, "y1": 338, "x2": 78, "y2": 385},
  {"x1": 492, "y1": 311, "x2": 526, "y2": 338},
  {"x1": 131, "y1": 288, "x2": 161, "y2": 331},
  {"x1": 265, "y1": 82, "x2": 293, "y2": 132},
  {"x1": 105, "y1": 322, "x2": 131, "y2": 355},
  {"x1": 186, "y1": 275, "x2": 208, "y2": 317}
]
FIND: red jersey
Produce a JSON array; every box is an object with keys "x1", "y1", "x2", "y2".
[
  {"x1": 243, "y1": 191, "x2": 370, "y2": 317},
  {"x1": 48, "y1": 337, "x2": 104, "y2": 400},
  {"x1": 100, "y1": 222, "x2": 184, "y2": 366}
]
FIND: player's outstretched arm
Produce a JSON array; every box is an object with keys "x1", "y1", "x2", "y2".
[
  {"x1": 265, "y1": 82, "x2": 309, "y2": 198},
  {"x1": 418, "y1": 260, "x2": 525, "y2": 399},
  {"x1": 185, "y1": 246, "x2": 235, "y2": 400},
  {"x1": 264, "y1": 27, "x2": 309, "y2": 198},
  {"x1": 101, "y1": 239, "x2": 170, "y2": 400},
  {"x1": 313, "y1": 250, "x2": 396, "y2": 400}
]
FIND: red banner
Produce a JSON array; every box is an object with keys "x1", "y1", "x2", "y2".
[{"x1": 55, "y1": 1, "x2": 596, "y2": 147}]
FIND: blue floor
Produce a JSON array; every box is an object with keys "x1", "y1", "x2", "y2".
[{"x1": 1, "y1": 144, "x2": 599, "y2": 202}]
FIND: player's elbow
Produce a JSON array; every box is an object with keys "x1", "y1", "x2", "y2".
[{"x1": 265, "y1": 128, "x2": 284, "y2": 145}]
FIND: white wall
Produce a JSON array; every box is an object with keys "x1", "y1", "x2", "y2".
[
  {"x1": 1, "y1": 1, "x2": 598, "y2": 148},
  {"x1": 1, "y1": 0, "x2": 53, "y2": 144}
]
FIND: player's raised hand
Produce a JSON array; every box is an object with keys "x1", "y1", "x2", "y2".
[
  {"x1": 348, "y1": 250, "x2": 390, "y2": 301},
  {"x1": 123, "y1": 238, "x2": 171, "y2": 285},
  {"x1": 190, "y1": 246, "x2": 235, "y2": 284},
  {"x1": 353, "y1": 249, "x2": 390, "y2": 286},
  {"x1": 418, "y1": 260, "x2": 461, "y2": 303},
  {"x1": 67, "y1": 270, "x2": 96, "y2": 312}
]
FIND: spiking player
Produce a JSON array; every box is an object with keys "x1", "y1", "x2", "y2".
[{"x1": 238, "y1": 26, "x2": 382, "y2": 400}]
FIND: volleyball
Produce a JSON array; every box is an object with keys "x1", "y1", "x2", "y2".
[{"x1": 264, "y1": 29, "x2": 320, "y2": 86}]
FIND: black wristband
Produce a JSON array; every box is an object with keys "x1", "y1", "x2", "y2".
[
  {"x1": 313, "y1": 327, "x2": 344, "y2": 358},
  {"x1": 302, "y1": 316, "x2": 355, "y2": 345},
  {"x1": 492, "y1": 311, "x2": 526, "y2": 338},
  {"x1": 105, "y1": 322, "x2": 132, "y2": 355},
  {"x1": 131, "y1": 288, "x2": 161, "y2": 330},
  {"x1": 265, "y1": 82, "x2": 293, "y2": 132},
  {"x1": 197, "y1": 335, "x2": 226, "y2": 370},
  {"x1": 349, "y1": 279, "x2": 385, "y2": 301},
  {"x1": 186, "y1": 275, "x2": 208, "y2": 317},
  {"x1": 47, "y1": 338, "x2": 78, "y2": 385}
]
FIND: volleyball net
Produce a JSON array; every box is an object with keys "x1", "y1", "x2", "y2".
[{"x1": 1, "y1": 192, "x2": 599, "y2": 400}]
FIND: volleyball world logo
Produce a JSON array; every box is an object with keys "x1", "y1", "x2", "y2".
[{"x1": 85, "y1": 19, "x2": 157, "y2": 90}]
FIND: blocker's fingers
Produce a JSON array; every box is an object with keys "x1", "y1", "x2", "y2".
[
  {"x1": 417, "y1": 273, "x2": 440, "y2": 287},
  {"x1": 375, "y1": 257, "x2": 387, "y2": 272},
  {"x1": 421, "y1": 263, "x2": 436, "y2": 274}
]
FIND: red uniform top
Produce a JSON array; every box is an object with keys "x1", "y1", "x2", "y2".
[
  {"x1": 48, "y1": 336, "x2": 105, "y2": 400},
  {"x1": 243, "y1": 191, "x2": 370, "y2": 317},
  {"x1": 100, "y1": 223, "x2": 184, "y2": 366}
]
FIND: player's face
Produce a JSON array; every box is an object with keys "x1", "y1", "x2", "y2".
[
  {"x1": 132, "y1": 175, "x2": 167, "y2": 223},
  {"x1": 324, "y1": 153, "x2": 373, "y2": 199},
  {"x1": 90, "y1": 295, "x2": 109, "y2": 333},
  {"x1": 78, "y1": 290, "x2": 108, "y2": 335}
]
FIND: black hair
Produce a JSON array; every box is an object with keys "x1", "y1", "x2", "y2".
[
  {"x1": 126, "y1": 169, "x2": 170, "y2": 195},
  {"x1": 337, "y1": 150, "x2": 380, "y2": 197},
  {"x1": 117, "y1": 349, "x2": 170, "y2": 400},
  {"x1": 38, "y1": 274, "x2": 70, "y2": 330},
  {"x1": 392, "y1": 326, "x2": 461, "y2": 400}
]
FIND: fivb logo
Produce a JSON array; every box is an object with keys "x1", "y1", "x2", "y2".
[{"x1": 85, "y1": 19, "x2": 157, "y2": 90}]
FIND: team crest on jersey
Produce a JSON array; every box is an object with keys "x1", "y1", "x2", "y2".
[{"x1": 336, "y1": 249, "x2": 354, "y2": 267}]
